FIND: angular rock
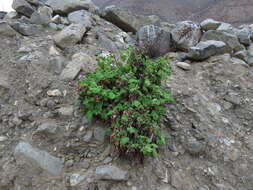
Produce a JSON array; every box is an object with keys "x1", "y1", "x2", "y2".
[
  {"x1": 12, "y1": 0, "x2": 35, "y2": 17},
  {"x1": 30, "y1": 6, "x2": 53, "y2": 25},
  {"x1": 0, "y1": 21, "x2": 18, "y2": 37},
  {"x1": 237, "y1": 31, "x2": 251, "y2": 46},
  {"x1": 200, "y1": 18, "x2": 221, "y2": 31},
  {"x1": 95, "y1": 165, "x2": 129, "y2": 181},
  {"x1": 102, "y1": 5, "x2": 155, "y2": 33},
  {"x1": 14, "y1": 142, "x2": 64, "y2": 176},
  {"x1": 0, "y1": 11, "x2": 7, "y2": 19},
  {"x1": 234, "y1": 50, "x2": 248, "y2": 62},
  {"x1": 137, "y1": 25, "x2": 171, "y2": 57},
  {"x1": 45, "y1": 0, "x2": 95, "y2": 14},
  {"x1": 188, "y1": 40, "x2": 229, "y2": 61},
  {"x1": 216, "y1": 22, "x2": 238, "y2": 34},
  {"x1": 68, "y1": 10, "x2": 92, "y2": 28},
  {"x1": 9, "y1": 22, "x2": 42, "y2": 36},
  {"x1": 201, "y1": 30, "x2": 245, "y2": 53},
  {"x1": 35, "y1": 122, "x2": 59, "y2": 135},
  {"x1": 60, "y1": 52, "x2": 97, "y2": 81},
  {"x1": 53, "y1": 23, "x2": 87, "y2": 48},
  {"x1": 171, "y1": 21, "x2": 201, "y2": 51},
  {"x1": 58, "y1": 106, "x2": 74, "y2": 117}
]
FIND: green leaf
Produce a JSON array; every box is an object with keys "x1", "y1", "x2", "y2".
[{"x1": 120, "y1": 137, "x2": 130, "y2": 145}]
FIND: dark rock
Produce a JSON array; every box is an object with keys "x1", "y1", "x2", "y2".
[
  {"x1": 237, "y1": 31, "x2": 251, "y2": 46},
  {"x1": 0, "y1": 11, "x2": 7, "y2": 19},
  {"x1": 12, "y1": 0, "x2": 35, "y2": 17},
  {"x1": 188, "y1": 40, "x2": 229, "y2": 61},
  {"x1": 137, "y1": 25, "x2": 171, "y2": 57},
  {"x1": 93, "y1": 127, "x2": 106, "y2": 143},
  {"x1": 95, "y1": 165, "x2": 129, "y2": 181}
]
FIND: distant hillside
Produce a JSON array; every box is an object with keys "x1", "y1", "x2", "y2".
[{"x1": 93, "y1": 0, "x2": 253, "y2": 24}]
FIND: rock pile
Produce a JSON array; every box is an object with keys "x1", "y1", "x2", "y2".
[{"x1": 0, "y1": 0, "x2": 253, "y2": 190}]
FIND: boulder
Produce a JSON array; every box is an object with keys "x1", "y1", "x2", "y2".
[
  {"x1": 237, "y1": 31, "x2": 251, "y2": 46},
  {"x1": 53, "y1": 23, "x2": 87, "y2": 48},
  {"x1": 14, "y1": 142, "x2": 64, "y2": 176},
  {"x1": 0, "y1": 21, "x2": 18, "y2": 37},
  {"x1": 171, "y1": 21, "x2": 201, "y2": 51},
  {"x1": 68, "y1": 10, "x2": 92, "y2": 28},
  {"x1": 137, "y1": 25, "x2": 171, "y2": 57},
  {"x1": 200, "y1": 18, "x2": 221, "y2": 31},
  {"x1": 30, "y1": 6, "x2": 53, "y2": 25},
  {"x1": 216, "y1": 22, "x2": 239, "y2": 34},
  {"x1": 201, "y1": 30, "x2": 245, "y2": 53},
  {"x1": 45, "y1": 0, "x2": 95, "y2": 14},
  {"x1": 188, "y1": 40, "x2": 229, "y2": 61},
  {"x1": 248, "y1": 56, "x2": 253, "y2": 66},
  {"x1": 12, "y1": 0, "x2": 35, "y2": 17},
  {"x1": 102, "y1": 5, "x2": 155, "y2": 33},
  {"x1": 95, "y1": 165, "x2": 129, "y2": 181}
]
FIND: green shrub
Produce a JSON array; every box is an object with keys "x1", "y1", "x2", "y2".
[{"x1": 78, "y1": 47, "x2": 174, "y2": 156}]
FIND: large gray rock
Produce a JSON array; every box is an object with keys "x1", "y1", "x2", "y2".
[
  {"x1": 137, "y1": 25, "x2": 171, "y2": 57},
  {"x1": 30, "y1": 6, "x2": 53, "y2": 25},
  {"x1": 188, "y1": 40, "x2": 229, "y2": 61},
  {"x1": 60, "y1": 52, "x2": 97, "y2": 81},
  {"x1": 237, "y1": 31, "x2": 251, "y2": 46},
  {"x1": 95, "y1": 165, "x2": 129, "y2": 181},
  {"x1": 201, "y1": 30, "x2": 245, "y2": 53},
  {"x1": 200, "y1": 18, "x2": 221, "y2": 31},
  {"x1": 171, "y1": 21, "x2": 201, "y2": 51},
  {"x1": 45, "y1": 0, "x2": 95, "y2": 14},
  {"x1": 12, "y1": 0, "x2": 35, "y2": 17},
  {"x1": 0, "y1": 21, "x2": 18, "y2": 37},
  {"x1": 102, "y1": 5, "x2": 156, "y2": 34},
  {"x1": 68, "y1": 10, "x2": 92, "y2": 28},
  {"x1": 14, "y1": 142, "x2": 64, "y2": 176},
  {"x1": 9, "y1": 22, "x2": 42, "y2": 36},
  {"x1": 53, "y1": 23, "x2": 87, "y2": 48}
]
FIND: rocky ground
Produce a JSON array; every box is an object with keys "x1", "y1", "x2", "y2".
[{"x1": 0, "y1": 0, "x2": 253, "y2": 190}]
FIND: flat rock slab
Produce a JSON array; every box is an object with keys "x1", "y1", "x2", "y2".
[
  {"x1": 95, "y1": 165, "x2": 129, "y2": 181},
  {"x1": 45, "y1": 0, "x2": 94, "y2": 14},
  {"x1": 14, "y1": 142, "x2": 64, "y2": 176},
  {"x1": 68, "y1": 10, "x2": 92, "y2": 28},
  {"x1": 102, "y1": 5, "x2": 155, "y2": 33},
  {"x1": 0, "y1": 21, "x2": 18, "y2": 37},
  {"x1": 188, "y1": 40, "x2": 229, "y2": 61}
]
